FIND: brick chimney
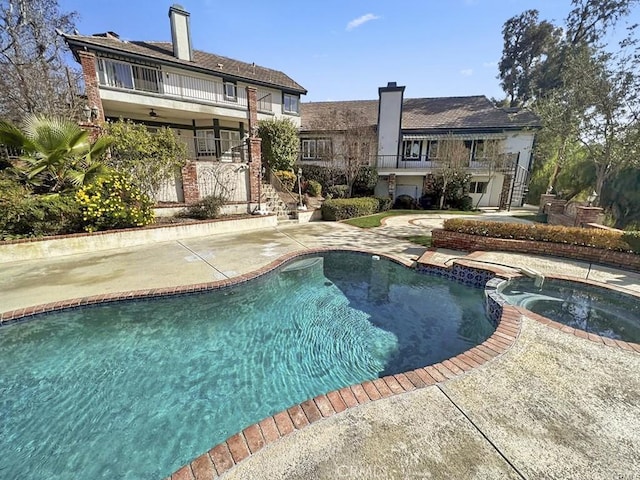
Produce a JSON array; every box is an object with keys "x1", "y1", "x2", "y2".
[
  {"x1": 169, "y1": 4, "x2": 193, "y2": 61},
  {"x1": 377, "y1": 82, "x2": 405, "y2": 160}
]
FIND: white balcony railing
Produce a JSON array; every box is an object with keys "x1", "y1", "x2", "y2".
[
  {"x1": 179, "y1": 135, "x2": 248, "y2": 163},
  {"x1": 97, "y1": 58, "x2": 277, "y2": 111}
]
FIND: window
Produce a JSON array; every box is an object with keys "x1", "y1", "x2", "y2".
[
  {"x1": 195, "y1": 130, "x2": 216, "y2": 156},
  {"x1": 301, "y1": 139, "x2": 331, "y2": 160},
  {"x1": 224, "y1": 82, "x2": 237, "y2": 101},
  {"x1": 257, "y1": 92, "x2": 272, "y2": 111},
  {"x1": 283, "y1": 94, "x2": 299, "y2": 114},
  {"x1": 219, "y1": 130, "x2": 242, "y2": 160},
  {"x1": 469, "y1": 181, "x2": 489, "y2": 194},
  {"x1": 402, "y1": 140, "x2": 421, "y2": 160},
  {"x1": 426, "y1": 140, "x2": 439, "y2": 160},
  {"x1": 98, "y1": 58, "x2": 160, "y2": 92},
  {"x1": 316, "y1": 139, "x2": 332, "y2": 159}
]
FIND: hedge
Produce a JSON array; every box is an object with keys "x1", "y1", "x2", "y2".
[
  {"x1": 442, "y1": 219, "x2": 639, "y2": 253},
  {"x1": 321, "y1": 197, "x2": 379, "y2": 221}
]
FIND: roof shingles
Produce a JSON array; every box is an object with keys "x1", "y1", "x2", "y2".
[
  {"x1": 64, "y1": 34, "x2": 306, "y2": 93},
  {"x1": 301, "y1": 96, "x2": 539, "y2": 132}
]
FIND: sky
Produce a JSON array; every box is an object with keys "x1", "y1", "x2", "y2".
[{"x1": 58, "y1": 0, "x2": 640, "y2": 102}]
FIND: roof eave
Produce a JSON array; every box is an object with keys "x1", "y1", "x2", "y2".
[{"x1": 64, "y1": 36, "x2": 307, "y2": 95}]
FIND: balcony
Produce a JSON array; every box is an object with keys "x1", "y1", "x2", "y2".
[
  {"x1": 97, "y1": 58, "x2": 274, "y2": 112},
  {"x1": 179, "y1": 135, "x2": 248, "y2": 163},
  {"x1": 375, "y1": 154, "x2": 518, "y2": 172}
]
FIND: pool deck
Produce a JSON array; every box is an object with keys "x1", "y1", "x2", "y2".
[{"x1": 1, "y1": 211, "x2": 639, "y2": 480}]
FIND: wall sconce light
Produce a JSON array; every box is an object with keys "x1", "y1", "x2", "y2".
[
  {"x1": 82, "y1": 105, "x2": 91, "y2": 122},
  {"x1": 90, "y1": 105, "x2": 99, "y2": 121}
]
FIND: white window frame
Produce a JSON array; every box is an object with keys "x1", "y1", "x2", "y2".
[
  {"x1": 301, "y1": 139, "x2": 316, "y2": 160},
  {"x1": 224, "y1": 82, "x2": 237, "y2": 101},
  {"x1": 195, "y1": 130, "x2": 216, "y2": 156},
  {"x1": 283, "y1": 94, "x2": 299, "y2": 114},
  {"x1": 469, "y1": 181, "x2": 489, "y2": 194},
  {"x1": 402, "y1": 140, "x2": 421, "y2": 160},
  {"x1": 219, "y1": 130, "x2": 242, "y2": 161},
  {"x1": 427, "y1": 140, "x2": 439, "y2": 160},
  {"x1": 316, "y1": 139, "x2": 332, "y2": 159}
]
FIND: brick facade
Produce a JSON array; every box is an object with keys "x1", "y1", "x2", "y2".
[
  {"x1": 246, "y1": 86, "x2": 259, "y2": 137},
  {"x1": 247, "y1": 138, "x2": 262, "y2": 202},
  {"x1": 181, "y1": 161, "x2": 199, "y2": 204},
  {"x1": 78, "y1": 51, "x2": 105, "y2": 124},
  {"x1": 432, "y1": 229, "x2": 640, "y2": 272}
]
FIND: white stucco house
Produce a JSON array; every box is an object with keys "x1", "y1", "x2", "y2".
[
  {"x1": 61, "y1": 3, "x2": 306, "y2": 206},
  {"x1": 300, "y1": 82, "x2": 540, "y2": 208}
]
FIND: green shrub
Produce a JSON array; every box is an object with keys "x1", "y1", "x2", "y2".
[
  {"x1": 442, "y1": 219, "x2": 632, "y2": 252},
  {"x1": 301, "y1": 165, "x2": 345, "y2": 191},
  {"x1": 321, "y1": 197, "x2": 379, "y2": 221},
  {"x1": 184, "y1": 195, "x2": 225, "y2": 220},
  {"x1": 257, "y1": 119, "x2": 299, "y2": 171},
  {"x1": 0, "y1": 174, "x2": 82, "y2": 239},
  {"x1": 274, "y1": 170, "x2": 296, "y2": 191},
  {"x1": 621, "y1": 231, "x2": 640, "y2": 254},
  {"x1": 326, "y1": 184, "x2": 349, "y2": 199},
  {"x1": 353, "y1": 166, "x2": 378, "y2": 196},
  {"x1": 455, "y1": 195, "x2": 474, "y2": 211},
  {"x1": 306, "y1": 180, "x2": 322, "y2": 197},
  {"x1": 76, "y1": 172, "x2": 154, "y2": 232},
  {"x1": 375, "y1": 196, "x2": 392, "y2": 212}
]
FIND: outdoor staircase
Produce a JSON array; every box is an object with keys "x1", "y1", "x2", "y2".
[{"x1": 260, "y1": 183, "x2": 296, "y2": 222}]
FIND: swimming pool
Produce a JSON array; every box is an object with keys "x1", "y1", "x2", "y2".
[
  {"x1": 499, "y1": 277, "x2": 640, "y2": 343},
  {"x1": 0, "y1": 251, "x2": 495, "y2": 479}
]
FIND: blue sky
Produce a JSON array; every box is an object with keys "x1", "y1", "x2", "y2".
[{"x1": 58, "y1": 0, "x2": 639, "y2": 102}]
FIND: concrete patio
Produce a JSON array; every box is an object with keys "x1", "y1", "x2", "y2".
[{"x1": 1, "y1": 213, "x2": 639, "y2": 479}]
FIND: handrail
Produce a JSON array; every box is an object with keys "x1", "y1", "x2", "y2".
[{"x1": 268, "y1": 168, "x2": 298, "y2": 211}]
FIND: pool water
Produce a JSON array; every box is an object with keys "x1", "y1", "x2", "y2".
[
  {"x1": 499, "y1": 277, "x2": 640, "y2": 343},
  {"x1": 0, "y1": 252, "x2": 493, "y2": 479}
]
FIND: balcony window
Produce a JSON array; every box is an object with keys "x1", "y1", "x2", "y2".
[
  {"x1": 283, "y1": 94, "x2": 299, "y2": 114},
  {"x1": 257, "y1": 92, "x2": 272, "y2": 112},
  {"x1": 220, "y1": 130, "x2": 242, "y2": 161},
  {"x1": 195, "y1": 130, "x2": 216, "y2": 156},
  {"x1": 402, "y1": 140, "x2": 421, "y2": 160},
  {"x1": 427, "y1": 140, "x2": 439, "y2": 160},
  {"x1": 98, "y1": 58, "x2": 161, "y2": 93},
  {"x1": 224, "y1": 82, "x2": 237, "y2": 101}
]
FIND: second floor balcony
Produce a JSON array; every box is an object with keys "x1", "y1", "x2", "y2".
[
  {"x1": 97, "y1": 58, "x2": 275, "y2": 113},
  {"x1": 374, "y1": 154, "x2": 518, "y2": 172}
]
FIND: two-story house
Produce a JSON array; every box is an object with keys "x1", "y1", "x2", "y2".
[
  {"x1": 300, "y1": 82, "x2": 540, "y2": 208},
  {"x1": 62, "y1": 4, "x2": 306, "y2": 207}
]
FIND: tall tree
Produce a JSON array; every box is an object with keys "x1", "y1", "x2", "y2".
[
  {"x1": 0, "y1": 0, "x2": 81, "y2": 122},
  {"x1": 498, "y1": 10, "x2": 561, "y2": 107}
]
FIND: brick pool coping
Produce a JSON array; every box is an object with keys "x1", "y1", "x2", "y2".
[{"x1": 2, "y1": 247, "x2": 638, "y2": 480}]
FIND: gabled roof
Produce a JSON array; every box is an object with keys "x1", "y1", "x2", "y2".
[
  {"x1": 62, "y1": 34, "x2": 307, "y2": 94},
  {"x1": 301, "y1": 96, "x2": 540, "y2": 132}
]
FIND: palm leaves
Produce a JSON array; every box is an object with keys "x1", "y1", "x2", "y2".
[{"x1": 0, "y1": 115, "x2": 113, "y2": 192}]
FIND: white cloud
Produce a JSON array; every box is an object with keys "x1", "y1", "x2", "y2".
[
  {"x1": 346, "y1": 13, "x2": 381, "y2": 31},
  {"x1": 460, "y1": 69, "x2": 474, "y2": 76}
]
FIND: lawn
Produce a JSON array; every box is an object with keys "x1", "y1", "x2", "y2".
[
  {"x1": 342, "y1": 209, "x2": 476, "y2": 228},
  {"x1": 401, "y1": 235, "x2": 432, "y2": 247}
]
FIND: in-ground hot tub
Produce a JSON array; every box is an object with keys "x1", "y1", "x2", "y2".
[{"x1": 498, "y1": 276, "x2": 640, "y2": 343}]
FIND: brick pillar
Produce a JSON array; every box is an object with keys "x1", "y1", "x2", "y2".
[
  {"x1": 388, "y1": 174, "x2": 396, "y2": 197},
  {"x1": 246, "y1": 86, "x2": 258, "y2": 137},
  {"x1": 547, "y1": 200, "x2": 567, "y2": 214},
  {"x1": 539, "y1": 193, "x2": 556, "y2": 214},
  {"x1": 575, "y1": 206, "x2": 604, "y2": 227},
  {"x1": 78, "y1": 123, "x2": 103, "y2": 142},
  {"x1": 78, "y1": 51, "x2": 105, "y2": 124},
  {"x1": 247, "y1": 137, "x2": 262, "y2": 202},
  {"x1": 181, "y1": 161, "x2": 199, "y2": 204}
]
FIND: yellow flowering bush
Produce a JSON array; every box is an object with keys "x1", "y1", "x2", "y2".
[{"x1": 76, "y1": 172, "x2": 154, "y2": 232}]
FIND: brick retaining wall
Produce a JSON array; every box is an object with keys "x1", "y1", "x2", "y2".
[{"x1": 432, "y1": 229, "x2": 640, "y2": 272}]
